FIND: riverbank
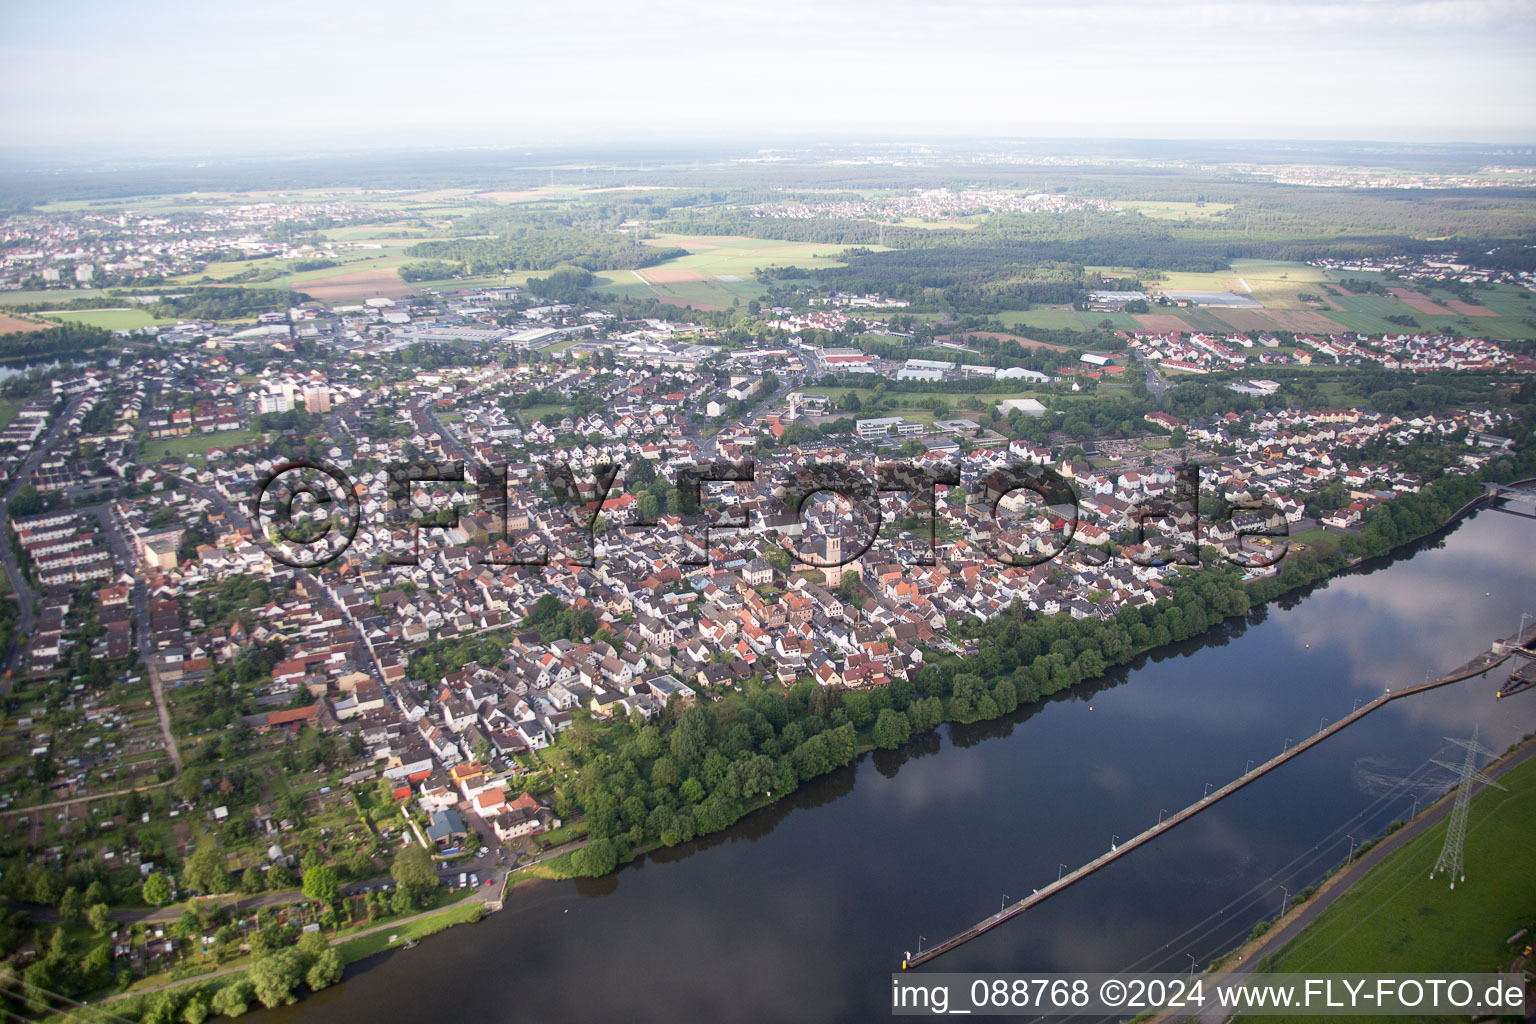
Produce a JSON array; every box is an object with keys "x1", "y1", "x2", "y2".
[
  {"x1": 1141, "y1": 731, "x2": 1536, "y2": 1024},
  {"x1": 34, "y1": 475, "x2": 1533, "y2": 1022},
  {"x1": 207, "y1": 506, "x2": 1536, "y2": 1024},
  {"x1": 903, "y1": 626, "x2": 1532, "y2": 970},
  {"x1": 31, "y1": 893, "x2": 487, "y2": 1023}
]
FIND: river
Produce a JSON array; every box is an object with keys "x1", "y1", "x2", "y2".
[{"x1": 259, "y1": 508, "x2": 1536, "y2": 1024}]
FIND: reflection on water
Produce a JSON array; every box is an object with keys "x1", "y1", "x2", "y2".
[{"x1": 259, "y1": 510, "x2": 1535, "y2": 1024}]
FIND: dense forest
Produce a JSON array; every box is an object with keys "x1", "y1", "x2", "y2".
[
  {"x1": 405, "y1": 229, "x2": 686, "y2": 274},
  {"x1": 145, "y1": 287, "x2": 308, "y2": 321}
]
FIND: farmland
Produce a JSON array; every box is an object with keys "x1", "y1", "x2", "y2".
[
  {"x1": 291, "y1": 265, "x2": 416, "y2": 303},
  {"x1": 1065, "y1": 261, "x2": 1536, "y2": 340},
  {"x1": 0, "y1": 313, "x2": 50, "y2": 332}
]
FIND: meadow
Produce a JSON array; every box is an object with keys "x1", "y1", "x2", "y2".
[
  {"x1": 40, "y1": 308, "x2": 177, "y2": 330},
  {"x1": 1243, "y1": 750, "x2": 1536, "y2": 1024},
  {"x1": 139, "y1": 428, "x2": 261, "y2": 461},
  {"x1": 796, "y1": 384, "x2": 1055, "y2": 426},
  {"x1": 1066, "y1": 260, "x2": 1536, "y2": 340},
  {"x1": 585, "y1": 233, "x2": 888, "y2": 309},
  {"x1": 1115, "y1": 199, "x2": 1236, "y2": 221}
]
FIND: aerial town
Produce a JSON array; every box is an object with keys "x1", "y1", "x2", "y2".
[{"x1": 0, "y1": 153, "x2": 1533, "y2": 1022}]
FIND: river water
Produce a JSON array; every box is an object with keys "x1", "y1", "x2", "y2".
[{"x1": 261, "y1": 508, "x2": 1536, "y2": 1024}]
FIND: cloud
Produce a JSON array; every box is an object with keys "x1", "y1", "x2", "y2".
[{"x1": 2, "y1": 0, "x2": 1533, "y2": 146}]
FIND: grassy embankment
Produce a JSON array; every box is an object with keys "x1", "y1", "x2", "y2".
[{"x1": 1235, "y1": 751, "x2": 1536, "y2": 1023}]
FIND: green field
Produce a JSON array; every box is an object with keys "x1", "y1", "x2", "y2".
[
  {"x1": 1252, "y1": 749, "x2": 1536, "y2": 1002},
  {"x1": 798, "y1": 384, "x2": 1055, "y2": 426},
  {"x1": 0, "y1": 399, "x2": 21, "y2": 430},
  {"x1": 1119, "y1": 199, "x2": 1237, "y2": 221},
  {"x1": 140, "y1": 428, "x2": 261, "y2": 461},
  {"x1": 892, "y1": 216, "x2": 983, "y2": 230},
  {"x1": 0, "y1": 286, "x2": 115, "y2": 307},
  {"x1": 519, "y1": 403, "x2": 573, "y2": 426},
  {"x1": 1059, "y1": 261, "x2": 1535, "y2": 340},
  {"x1": 335, "y1": 898, "x2": 484, "y2": 966},
  {"x1": 996, "y1": 307, "x2": 1094, "y2": 331},
  {"x1": 584, "y1": 234, "x2": 889, "y2": 309},
  {"x1": 40, "y1": 307, "x2": 176, "y2": 330}
]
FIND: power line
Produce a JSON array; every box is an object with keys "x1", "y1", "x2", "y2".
[
  {"x1": 0, "y1": 976, "x2": 141, "y2": 1024},
  {"x1": 1109, "y1": 755, "x2": 1443, "y2": 976},
  {"x1": 1428, "y1": 725, "x2": 1504, "y2": 889},
  {"x1": 1286, "y1": 784, "x2": 1525, "y2": 974},
  {"x1": 0, "y1": 984, "x2": 93, "y2": 1024}
]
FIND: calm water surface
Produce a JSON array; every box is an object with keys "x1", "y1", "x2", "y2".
[{"x1": 262, "y1": 509, "x2": 1536, "y2": 1024}]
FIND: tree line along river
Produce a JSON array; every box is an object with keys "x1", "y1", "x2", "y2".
[{"x1": 251, "y1": 507, "x2": 1535, "y2": 1024}]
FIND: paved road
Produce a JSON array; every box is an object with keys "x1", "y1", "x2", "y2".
[
  {"x1": 1137, "y1": 350, "x2": 1170, "y2": 410},
  {"x1": 183, "y1": 478, "x2": 250, "y2": 528}
]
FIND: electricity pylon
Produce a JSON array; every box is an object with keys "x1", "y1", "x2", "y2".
[{"x1": 1428, "y1": 726, "x2": 1504, "y2": 889}]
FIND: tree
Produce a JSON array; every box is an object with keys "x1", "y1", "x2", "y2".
[
  {"x1": 248, "y1": 948, "x2": 305, "y2": 1008},
  {"x1": 296, "y1": 930, "x2": 329, "y2": 961},
  {"x1": 240, "y1": 867, "x2": 265, "y2": 894},
  {"x1": 569, "y1": 838, "x2": 618, "y2": 877},
  {"x1": 87, "y1": 902, "x2": 111, "y2": 934},
  {"x1": 181, "y1": 839, "x2": 230, "y2": 895},
  {"x1": 390, "y1": 885, "x2": 418, "y2": 916},
  {"x1": 267, "y1": 862, "x2": 295, "y2": 890},
  {"x1": 301, "y1": 865, "x2": 339, "y2": 906},
  {"x1": 211, "y1": 979, "x2": 254, "y2": 1017},
  {"x1": 391, "y1": 844, "x2": 438, "y2": 903},
  {"x1": 58, "y1": 887, "x2": 83, "y2": 925},
  {"x1": 181, "y1": 995, "x2": 211, "y2": 1024},
  {"x1": 142, "y1": 872, "x2": 173, "y2": 906},
  {"x1": 305, "y1": 948, "x2": 343, "y2": 991},
  {"x1": 872, "y1": 708, "x2": 912, "y2": 750},
  {"x1": 634, "y1": 724, "x2": 662, "y2": 759},
  {"x1": 669, "y1": 705, "x2": 717, "y2": 765},
  {"x1": 8, "y1": 484, "x2": 47, "y2": 517}
]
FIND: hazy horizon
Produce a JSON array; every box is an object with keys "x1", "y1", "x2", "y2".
[{"x1": 3, "y1": 0, "x2": 1535, "y2": 153}]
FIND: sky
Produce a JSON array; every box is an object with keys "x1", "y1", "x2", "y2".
[{"x1": 2, "y1": 0, "x2": 1535, "y2": 154}]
